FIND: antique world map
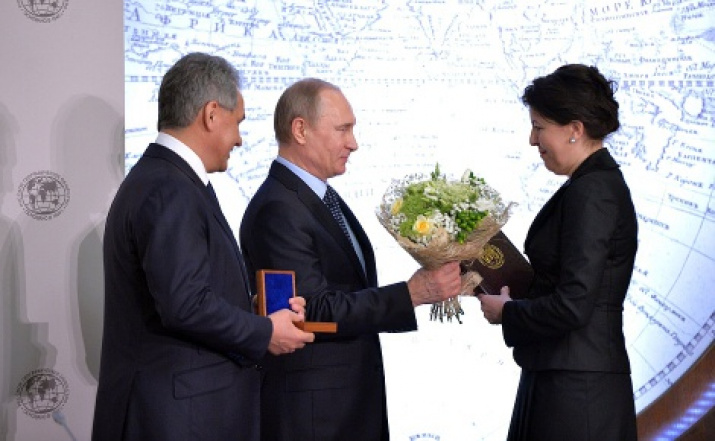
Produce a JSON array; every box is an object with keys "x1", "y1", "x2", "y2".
[{"x1": 124, "y1": 1, "x2": 715, "y2": 439}]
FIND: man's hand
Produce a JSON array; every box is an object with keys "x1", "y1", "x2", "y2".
[
  {"x1": 407, "y1": 261, "x2": 462, "y2": 306},
  {"x1": 267, "y1": 308, "x2": 314, "y2": 355},
  {"x1": 288, "y1": 296, "x2": 306, "y2": 316},
  {"x1": 476, "y1": 285, "x2": 512, "y2": 324}
]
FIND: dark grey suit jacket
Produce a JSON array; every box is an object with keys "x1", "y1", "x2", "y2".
[
  {"x1": 240, "y1": 161, "x2": 417, "y2": 441},
  {"x1": 92, "y1": 143, "x2": 272, "y2": 441},
  {"x1": 502, "y1": 148, "x2": 637, "y2": 372}
]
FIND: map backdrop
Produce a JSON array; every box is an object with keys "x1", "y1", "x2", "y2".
[{"x1": 125, "y1": 1, "x2": 715, "y2": 439}]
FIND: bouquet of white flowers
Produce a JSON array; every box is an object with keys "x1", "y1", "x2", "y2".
[{"x1": 376, "y1": 164, "x2": 513, "y2": 322}]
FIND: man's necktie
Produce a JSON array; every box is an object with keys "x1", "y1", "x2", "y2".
[
  {"x1": 206, "y1": 182, "x2": 221, "y2": 208},
  {"x1": 207, "y1": 182, "x2": 252, "y2": 299},
  {"x1": 323, "y1": 185, "x2": 352, "y2": 243}
]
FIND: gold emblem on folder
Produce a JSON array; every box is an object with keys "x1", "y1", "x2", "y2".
[{"x1": 478, "y1": 244, "x2": 505, "y2": 270}]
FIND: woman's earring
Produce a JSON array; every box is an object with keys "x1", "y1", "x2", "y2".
[{"x1": 569, "y1": 137, "x2": 576, "y2": 143}]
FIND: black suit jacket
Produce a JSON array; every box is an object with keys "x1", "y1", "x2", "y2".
[
  {"x1": 502, "y1": 148, "x2": 637, "y2": 372},
  {"x1": 240, "y1": 161, "x2": 417, "y2": 440},
  {"x1": 92, "y1": 144, "x2": 272, "y2": 441}
]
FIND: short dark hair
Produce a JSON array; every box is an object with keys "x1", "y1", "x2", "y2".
[
  {"x1": 521, "y1": 64, "x2": 619, "y2": 140},
  {"x1": 157, "y1": 52, "x2": 240, "y2": 131},
  {"x1": 274, "y1": 78, "x2": 341, "y2": 145}
]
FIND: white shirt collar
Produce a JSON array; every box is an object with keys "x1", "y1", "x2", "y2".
[{"x1": 156, "y1": 132, "x2": 209, "y2": 185}]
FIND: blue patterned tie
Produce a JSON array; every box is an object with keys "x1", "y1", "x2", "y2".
[{"x1": 323, "y1": 185, "x2": 352, "y2": 243}]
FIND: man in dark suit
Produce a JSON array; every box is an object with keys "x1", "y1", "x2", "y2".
[
  {"x1": 92, "y1": 53, "x2": 314, "y2": 441},
  {"x1": 239, "y1": 78, "x2": 462, "y2": 440}
]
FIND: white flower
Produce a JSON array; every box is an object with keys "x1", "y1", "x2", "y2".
[
  {"x1": 423, "y1": 184, "x2": 439, "y2": 201},
  {"x1": 474, "y1": 199, "x2": 496, "y2": 212}
]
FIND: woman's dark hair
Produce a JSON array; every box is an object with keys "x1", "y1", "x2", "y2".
[{"x1": 521, "y1": 64, "x2": 620, "y2": 140}]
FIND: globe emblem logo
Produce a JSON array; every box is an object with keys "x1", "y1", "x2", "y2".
[
  {"x1": 16, "y1": 369, "x2": 70, "y2": 419},
  {"x1": 17, "y1": 171, "x2": 70, "y2": 220},
  {"x1": 16, "y1": 0, "x2": 69, "y2": 23}
]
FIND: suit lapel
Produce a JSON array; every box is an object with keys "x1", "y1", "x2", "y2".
[
  {"x1": 269, "y1": 162, "x2": 372, "y2": 286},
  {"x1": 147, "y1": 144, "x2": 240, "y2": 250},
  {"x1": 333, "y1": 190, "x2": 377, "y2": 286},
  {"x1": 524, "y1": 179, "x2": 570, "y2": 249},
  {"x1": 145, "y1": 144, "x2": 247, "y2": 279},
  {"x1": 525, "y1": 148, "x2": 619, "y2": 249}
]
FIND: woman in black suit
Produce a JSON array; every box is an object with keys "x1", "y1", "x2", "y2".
[{"x1": 478, "y1": 64, "x2": 638, "y2": 441}]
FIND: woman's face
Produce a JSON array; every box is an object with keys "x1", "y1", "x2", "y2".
[{"x1": 528, "y1": 109, "x2": 582, "y2": 177}]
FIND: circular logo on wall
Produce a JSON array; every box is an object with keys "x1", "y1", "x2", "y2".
[
  {"x1": 16, "y1": 0, "x2": 69, "y2": 23},
  {"x1": 17, "y1": 171, "x2": 70, "y2": 220},
  {"x1": 16, "y1": 368, "x2": 70, "y2": 419}
]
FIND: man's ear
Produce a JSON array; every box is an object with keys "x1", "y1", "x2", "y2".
[
  {"x1": 291, "y1": 117, "x2": 308, "y2": 145},
  {"x1": 202, "y1": 101, "x2": 220, "y2": 129}
]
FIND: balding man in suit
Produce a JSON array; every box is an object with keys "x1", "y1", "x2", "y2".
[{"x1": 240, "y1": 78, "x2": 461, "y2": 440}]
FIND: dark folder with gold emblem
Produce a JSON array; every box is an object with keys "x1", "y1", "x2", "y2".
[
  {"x1": 256, "y1": 270, "x2": 337, "y2": 333},
  {"x1": 466, "y1": 231, "x2": 533, "y2": 299}
]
